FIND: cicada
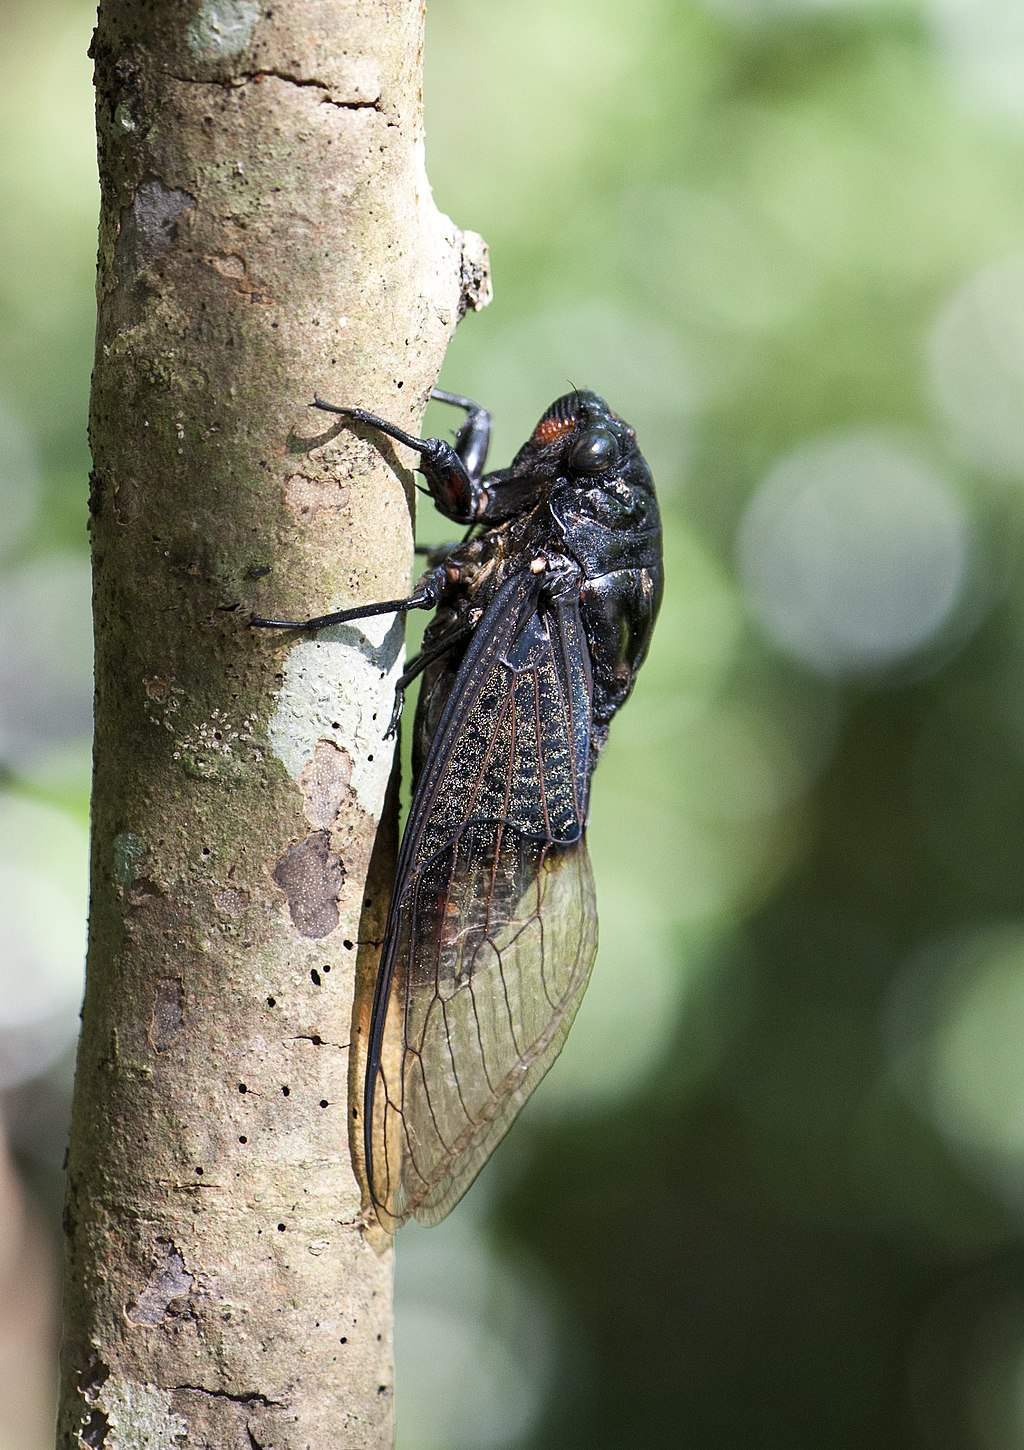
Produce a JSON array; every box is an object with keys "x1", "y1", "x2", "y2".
[{"x1": 253, "y1": 387, "x2": 662, "y2": 1229}]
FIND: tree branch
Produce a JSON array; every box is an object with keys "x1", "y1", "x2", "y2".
[{"x1": 57, "y1": 1, "x2": 488, "y2": 1445}]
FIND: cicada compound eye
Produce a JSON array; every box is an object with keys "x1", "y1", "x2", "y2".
[{"x1": 569, "y1": 427, "x2": 619, "y2": 474}]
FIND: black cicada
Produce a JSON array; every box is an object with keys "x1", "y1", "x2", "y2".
[{"x1": 253, "y1": 387, "x2": 662, "y2": 1230}]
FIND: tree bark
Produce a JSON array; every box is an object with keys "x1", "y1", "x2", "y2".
[{"x1": 57, "y1": 2, "x2": 488, "y2": 1445}]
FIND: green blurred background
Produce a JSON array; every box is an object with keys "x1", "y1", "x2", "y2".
[{"x1": 4, "y1": 0, "x2": 1024, "y2": 1445}]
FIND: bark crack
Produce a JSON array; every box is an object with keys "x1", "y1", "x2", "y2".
[
  {"x1": 167, "y1": 69, "x2": 382, "y2": 110},
  {"x1": 173, "y1": 1384, "x2": 286, "y2": 1409}
]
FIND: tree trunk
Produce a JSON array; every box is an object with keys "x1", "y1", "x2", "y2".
[{"x1": 57, "y1": 2, "x2": 488, "y2": 1445}]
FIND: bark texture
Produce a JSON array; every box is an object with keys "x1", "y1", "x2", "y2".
[{"x1": 58, "y1": 2, "x2": 489, "y2": 1446}]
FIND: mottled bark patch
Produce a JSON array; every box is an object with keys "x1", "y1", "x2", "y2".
[
  {"x1": 273, "y1": 831, "x2": 344, "y2": 937},
  {"x1": 128, "y1": 876, "x2": 163, "y2": 908},
  {"x1": 126, "y1": 1242, "x2": 194, "y2": 1325},
  {"x1": 90, "y1": 1379, "x2": 188, "y2": 1447},
  {"x1": 205, "y1": 252, "x2": 273, "y2": 303},
  {"x1": 81, "y1": 1406, "x2": 110, "y2": 1447},
  {"x1": 458, "y1": 229, "x2": 492, "y2": 316},
  {"x1": 300, "y1": 739, "x2": 354, "y2": 829},
  {"x1": 214, "y1": 885, "x2": 251, "y2": 917},
  {"x1": 112, "y1": 831, "x2": 146, "y2": 889},
  {"x1": 116, "y1": 177, "x2": 195, "y2": 277},
  {"x1": 187, "y1": 0, "x2": 261, "y2": 58},
  {"x1": 149, "y1": 979, "x2": 184, "y2": 1052},
  {"x1": 284, "y1": 471, "x2": 351, "y2": 520}
]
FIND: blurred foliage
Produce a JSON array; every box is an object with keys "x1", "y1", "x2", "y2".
[{"x1": 4, "y1": 1, "x2": 1024, "y2": 1448}]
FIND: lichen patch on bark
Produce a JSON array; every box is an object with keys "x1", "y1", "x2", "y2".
[
  {"x1": 116, "y1": 178, "x2": 195, "y2": 278},
  {"x1": 273, "y1": 830, "x2": 345, "y2": 938},
  {"x1": 299, "y1": 739, "x2": 355, "y2": 830},
  {"x1": 88, "y1": 1378, "x2": 188, "y2": 1448},
  {"x1": 186, "y1": 0, "x2": 261, "y2": 58},
  {"x1": 148, "y1": 979, "x2": 185, "y2": 1052},
  {"x1": 266, "y1": 621, "x2": 401, "y2": 818},
  {"x1": 458, "y1": 228, "x2": 492, "y2": 316},
  {"x1": 112, "y1": 831, "x2": 146, "y2": 889},
  {"x1": 126, "y1": 1242, "x2": 194, "y2": 1325},
  {"x1": 285, "y1": 470, "x2": 351, "y2": 520},
  {"x1": 214, "y1": 885, "x2": 250, "y2": 917}
]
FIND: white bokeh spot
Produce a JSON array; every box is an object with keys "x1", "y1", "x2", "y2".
[
  {"x1": 737, "y1": 430, "x2": 971, "y2": 675},
  {"x1": 926, "y1": 0, "x2": 1024, "y2": 126},
  {"x1": 397, "y1": 1217, "x2": 560, "y2": 1450},
  {"x1": 928, "y1": 255, "x2": 1024, "y2": 480}
]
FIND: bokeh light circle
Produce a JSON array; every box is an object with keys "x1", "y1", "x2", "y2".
[
  {"x1": 737, "y1": 430, "x2": 972, "y2": 676},
  {"x1": 886, "y1": 923, "x2": 1024, "y2": 1207},
  {"x1": 928, "y1": 255, "x2": 1024, "y2": 480},
  {"x1": 397, "y1": 1220, "x2": 562, "y2": 1450},
  {"x1": 926, "y1": 0, "x2": 1024, "y2": 127}
]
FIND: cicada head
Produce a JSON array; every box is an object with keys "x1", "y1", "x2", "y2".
[{"x1": 513, "y1": 389, "x2": 647, "y2": 488}]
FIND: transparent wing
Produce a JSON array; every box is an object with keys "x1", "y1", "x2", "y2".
[{"x1": 363, "y1": 570, "x2": 598, "y2": 1229}]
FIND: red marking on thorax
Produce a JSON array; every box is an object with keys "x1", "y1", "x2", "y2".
[{"x1": 532, "y1": 414, "x2": 576, "y2": 445}]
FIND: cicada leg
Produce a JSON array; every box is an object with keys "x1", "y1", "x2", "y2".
[
  {"x1": 310, "y1": 393, "x2": 491, "y2": 524},
  {"x1": 250, "y1": 564, "x2": 450, "y2": 633}
]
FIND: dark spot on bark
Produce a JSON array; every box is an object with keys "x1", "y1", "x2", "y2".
[
  {"x1": 81, "y1": 1409, "x2": 109, "y2": 1447},
  {"x1": 277, "y1": 1223, "x2": 286, "y2": 1232},
  {"x1": 149, "y1": 978, "x2": 184, "y2": 1052},
  {"x1": 80, "y1": 1358, "x2": 109, "y2": 1402},
  {"x1": 281, "y1": 1085, "x2": 290, "y2": 1097},
  {"x1": 239, "y1": 1135, "x2": 248, "y2": 1143},
  {"x1": 319, "y1": 1099, "x2": 329, "y2": 1108},
  {"x1": 266, "y1": 996, "x2": 276, "y2": 1007},
  {"x1": 116, "y1": 176, "x2": 195, "y2": 279},
  {"x1": 126, "y1": 1241, "x2": 193, "y2": 1325},
  {"x1": 340, "y1": 1335, "x2": 347, "y2": 1343},
  {"x1": 88, "y1": 469, "x2": 105, "y2": 518},
  {"x1": 273, "y1": 831, "x2": 344, "y2": 938},
  {"x1": 343, "y1": 940, "x2": 353, "y2": 950},
  {"x1": 238, "y1": 1083, "x2": 248, "y2": 1093},
  {"x1": 310, "y1": 968, "x2": 321, "y2": 986},
  {"x1": 322, "y1": 964, "x2": 331, "y2": 973}
]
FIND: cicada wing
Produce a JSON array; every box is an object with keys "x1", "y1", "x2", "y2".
[
  {"x1": 363, "y1": 570, "x2": 597, "y2": 1229},
  {"x1": 370, "y1": 833, "x2": 597, "y2": 1227}
]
